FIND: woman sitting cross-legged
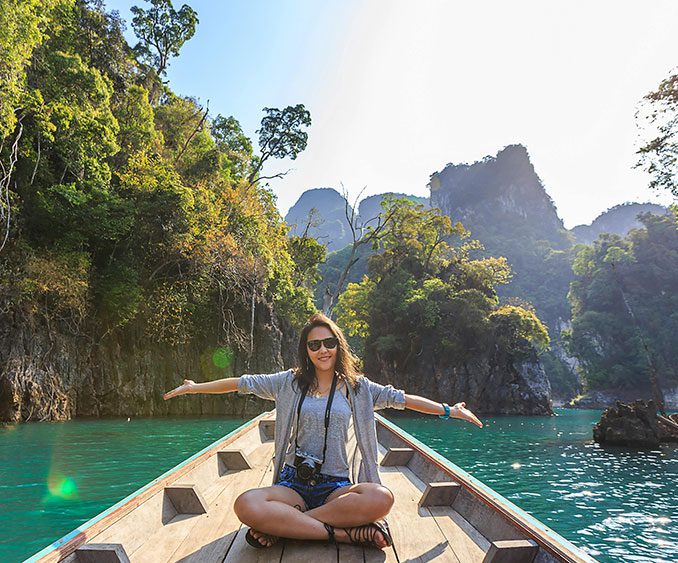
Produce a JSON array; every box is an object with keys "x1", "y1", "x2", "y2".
[{"x1": 163, "y1": 312, "x2": 483, "y2": 549}]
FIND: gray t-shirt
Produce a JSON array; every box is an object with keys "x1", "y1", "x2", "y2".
[{"x1": 284, "y1": 386, "x2": 352, "y2": 478}]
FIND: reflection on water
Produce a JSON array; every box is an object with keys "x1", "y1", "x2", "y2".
[{"x1": 389, "y1": 409, "x2": 678, "y2": 563}]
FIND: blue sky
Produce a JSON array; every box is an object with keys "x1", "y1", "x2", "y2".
[{"x1": 105, "y1": 0, "x2": 678, "y2": 227}]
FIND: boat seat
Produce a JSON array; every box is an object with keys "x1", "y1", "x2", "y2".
[
  {"x1": 259, "y1": 419, "x2": 276, "y2": 441},
  {"x1": 482, "y1": 539, "x2": 539, "y2": 563},
  {"x1": 380, "y1": 446, "x2": 415, "y2": 466},
  {"x1": 217, "y1": 449, "x2": 252, "y2": 471},
  {"x1": 164, "y1": 484, "x2": 208, "y2": 515},
  {"x1": 75, "y1": 543, "x2": 130, "y2": 563},
  {"x1": 418, "y1": 482, "x2": 462, "y2": 507}
]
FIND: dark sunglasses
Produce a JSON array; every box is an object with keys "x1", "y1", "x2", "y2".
[{"x1": 306, "y1": 337, "x2": 339, "y2": 352}]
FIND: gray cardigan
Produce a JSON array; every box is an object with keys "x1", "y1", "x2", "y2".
[{"x1": 237, "y1": 370, "x2": 406, "y2": 484}]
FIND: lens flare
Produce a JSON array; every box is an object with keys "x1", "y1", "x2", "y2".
[
  {"x1": 47, "y1": 474, "x2": 79, "y2": 500},
  {"x1": 212, "y1": 347, "x2": 234, "y2": 369}
]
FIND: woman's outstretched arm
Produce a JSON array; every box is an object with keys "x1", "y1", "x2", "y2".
[
  {"x1": 163, "y1": 377, "x2": 240, "y2": 400},
  {"x1": 404, "y1": 394, "x2": 483, "y2": 428}
]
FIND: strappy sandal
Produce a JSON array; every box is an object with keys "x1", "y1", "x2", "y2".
[
  {"x1": 343, "y1": 520, "x2": 394, "y2": 549},
  {"x1": 245, "y1": 527, "x2": 279, "y2": 548},
  {"x1": 324, "y1": 523, "x2": 336, "y2": 544}
]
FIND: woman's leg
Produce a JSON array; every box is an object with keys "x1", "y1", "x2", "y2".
[
  {"x1": 234, "y1": 482, "x2": 394, "y2": 548},
  {"x1": 233, "y1": 485, "x2": 327, "y2": 544},
  {"x1": 305, "y1": 482, "x2": 394, "y2": 548},
  {"x1": 306, "y1": 482, "x2": 394, "y2": 527}
]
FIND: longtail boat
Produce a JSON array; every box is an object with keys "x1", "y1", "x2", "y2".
[{"x1": 27, "y1": 412, "x2": 596, "y2": 562}]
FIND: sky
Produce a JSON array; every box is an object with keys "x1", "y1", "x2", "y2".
[{"x1": 105, "y1": 0, "x2": 678, "y2": 228}]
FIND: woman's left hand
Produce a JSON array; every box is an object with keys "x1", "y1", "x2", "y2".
[{"x1": 451, "y1": 402, "x2": 483, "y2": 428}]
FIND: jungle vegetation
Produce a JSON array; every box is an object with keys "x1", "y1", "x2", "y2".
[{"x1": 0, "y1": 0, "x2": 323, "y2": 360}]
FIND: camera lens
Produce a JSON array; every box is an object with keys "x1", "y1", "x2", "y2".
[{"x1": 297, "y1": 459, "x2": 315, "y2": 481}]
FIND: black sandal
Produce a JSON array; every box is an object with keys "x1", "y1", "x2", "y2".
[
  {"x1": 344, "y1": 520, "x2": 393, "y2": 548},
  {"x1": 324, "y1": 523, "x2": 336, "y2": 544},
  {"x1": 245, "y1": 527, "x2": 279, "y2": 548}
]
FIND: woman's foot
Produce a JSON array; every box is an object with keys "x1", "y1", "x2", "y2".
[
  {"x1": 245, "y1": 528, "x2": 279, "y2": 548},
  {"x1": 333, "y1": 521, "x2": 392, "y2": 549}
]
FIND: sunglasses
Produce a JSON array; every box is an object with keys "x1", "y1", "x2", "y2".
[{"x1": 306, "y1": 337, "x2": 339, "y2": 352}]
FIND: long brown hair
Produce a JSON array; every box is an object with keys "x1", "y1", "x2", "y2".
[{"x1": 295, "y1": 313, "x2": 360, "y2": 392}]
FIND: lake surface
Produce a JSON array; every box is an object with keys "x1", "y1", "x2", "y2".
[{"x1": 1, "y1": 409, "x2": 676, "y2": 562}]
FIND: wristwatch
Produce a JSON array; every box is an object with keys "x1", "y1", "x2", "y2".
[{"x1": 439, "y1": 402, "x2": 451, "y2": 419}]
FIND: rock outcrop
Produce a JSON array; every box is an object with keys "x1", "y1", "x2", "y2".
[
  {"x1": 0, "y1": 303, "x2": 296, "y2": 422},
  {"x1": 571, "y1": 202, "x2": 667, "y2": 245},
  {"x1": 593, "y1": 400, "x2": 662, "y2": 447},
  {"x1": 366, "y1": 350, "x2": 553, "y2": 416}
]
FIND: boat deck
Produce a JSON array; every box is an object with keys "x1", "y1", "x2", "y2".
[{"x1": 36, "y1": 412, "x2": 593, "y2": 563}]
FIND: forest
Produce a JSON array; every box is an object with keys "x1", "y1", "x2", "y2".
[{"x1": 1, "y1": 0, "x2": 676, "y2": 419}]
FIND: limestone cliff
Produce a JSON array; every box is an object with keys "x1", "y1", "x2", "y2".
[
  {"x1": 365, "y1": 349, "x2": 553, "y2": 416},
  {"x1": 0, "y1": 303, "x2": 296, "y2": 422}
]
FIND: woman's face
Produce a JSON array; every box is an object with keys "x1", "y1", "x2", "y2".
[{"x1": 306, "y1": 325, "x2": 338, "y2": 373}]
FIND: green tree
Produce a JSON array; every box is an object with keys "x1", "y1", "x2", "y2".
[
  {"x1": 131, "y1": 0, "x2": 198, "y2": 77},
  {"x1": 637, "y1": 71, "x2": 678, "y2": 196},
  {"x1": 336, "y1": 199, "x2": 548, "y2": 374},
  {"x1": 567, "y1": 211, "x2": 678, "y2": 392},
  {"x1": 248, "y1": 104, "x2": 311, "y2": 186}
]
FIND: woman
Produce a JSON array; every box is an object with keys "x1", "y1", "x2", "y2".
[{"x1": 163, "y1": 313, "x2": 482, "y2": 549}]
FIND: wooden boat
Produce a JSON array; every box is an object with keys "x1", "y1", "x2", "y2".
[{"x1": 27, "y1": 411, "x2": 596, "y2": 562}]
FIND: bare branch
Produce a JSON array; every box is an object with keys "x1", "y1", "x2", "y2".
[{"x1": 174, "y1": 100, "x2": 209, "y2": 164}]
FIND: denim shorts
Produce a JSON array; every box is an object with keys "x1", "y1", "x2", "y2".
[{"x1": 277, "y1": 464, "x2": 352, "y2": 509}]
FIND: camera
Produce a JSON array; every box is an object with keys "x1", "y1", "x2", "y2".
[{"x1": 294, "y1": 451, "x2": 323, "y2": 484}]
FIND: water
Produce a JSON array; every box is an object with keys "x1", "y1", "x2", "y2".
[
  {"x1": 0, "y1": 417, "x2": 246, "y2": 562},
  {"x1": 0, "y1": 410, "x2": 676, "y2": 562},
  {"x1": 391, "y1": 409, "x2": 677, "y2": 562}
]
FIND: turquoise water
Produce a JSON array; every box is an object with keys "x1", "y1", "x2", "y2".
[
  {"x1": 0, "y1": 410, "x2": 676, "y2": 562},
  {"x1": 393, "y1": 409, "x2": 677, "y2": 562},
  {"x1": 0, "y1": 417, "x2": 246, "y2": 562}
]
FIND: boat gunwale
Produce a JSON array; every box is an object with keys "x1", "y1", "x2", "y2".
[
  {"x1": 27, "y1": 411, "x2": 272, "y2": 563},
  {"x1": 376, "y1": 413, "x2": 597, "y2": 563}
]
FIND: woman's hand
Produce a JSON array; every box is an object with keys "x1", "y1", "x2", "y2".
[
  {"x1": 452, "y1": 402, "x2": 483, "y2": 428},
  {"x1": 163, "y1": 379, "x2": 196, "y2": 400}
]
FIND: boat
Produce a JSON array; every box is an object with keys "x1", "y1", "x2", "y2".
[{"x1": 27, "y1": 411, "x2": 597, "y2": 562}]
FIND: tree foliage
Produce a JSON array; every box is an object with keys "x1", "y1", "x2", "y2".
[
  {"x1": 336, "y1": 198, "x2": 549, "y2": 367},
  {"x1": 567, "y1": 211, "x2": 678, "y2": 391},
  {"x1": 637, "y1": 71, "x2": 678, "y2": 196},
  {"x1": 130, "y1": 0, "x2": 198, "y2": 77},
  {"x1": 0, "y1": 0, "x2": 317, "y2": 356}
]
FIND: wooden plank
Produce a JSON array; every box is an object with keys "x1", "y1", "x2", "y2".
[
  {"x1": 429, "y1": 506, "x2": 490, "y2": 563},
  {"x1": 222, "y1": 454, "x2": 285, "y2": 563},
  {"x1": 281, "y1": 539, "x2": 337, "y2": 562},
  {"x1": 164, "y1": 443, "x2": 275, "y2": 562},
  {"x1": 218, "y1": 449, "x2": 253, "y2": 471},
  {"x1": 373, "y1": 467, "x2": 458, "y2": 563},
  {"x1": 419, "y1": 482, "x2": 462, "y2": 508},
  {"x1": 164, "y1": 485, "x2": 208, "y2": 515},
  {"x1": 483, "y1": 539, "x2": 539, "y2": 563},
  {"x1": 380, "y1": 447, "x2": 414, "y2": 466},
  {"x1": 75, "y1": 544, "x2": 130, "y2": 563},
  {"x1": 337, "y1": 541, "x2": 365, "y2": 562}
]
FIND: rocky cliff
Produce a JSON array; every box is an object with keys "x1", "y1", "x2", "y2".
[
  {"x1": 571, "y1": 202, "x2": 668, "y2": 245},
  {"x1": 366, "y1": 348, "x2": 553, "y2": 416},
  {"x1": 284, "y1": 188, "x2": 353, "y2": 251},
  {"x1": 0, "y1": 303, "x2": 297, "y2": 422}
]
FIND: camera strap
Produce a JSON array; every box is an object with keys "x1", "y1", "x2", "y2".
[{"x1": 294, "y1": 373, "x2": 338, "y2": 463}]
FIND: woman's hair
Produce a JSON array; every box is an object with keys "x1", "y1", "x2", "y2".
[{"x1": 295, "y1": 312, "x2": 360, "y2": 391}]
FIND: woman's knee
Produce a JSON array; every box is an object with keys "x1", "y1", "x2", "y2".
[
  {"x1": 360, "y1": 484, "x2": 394, "y2": 517},
  {"x1": 233, "y1": 489, "x2": 263, "y2": 522}
]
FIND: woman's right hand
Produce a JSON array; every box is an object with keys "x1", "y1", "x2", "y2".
[{"x1": 163, "y1": 379, "x2": 196, "y2": 400}]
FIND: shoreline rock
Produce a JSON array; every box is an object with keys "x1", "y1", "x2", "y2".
[{"x1": 593, "y1": 400, "x2": 666, "y2": 448}]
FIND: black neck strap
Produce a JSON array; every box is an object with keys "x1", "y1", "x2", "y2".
[{"x1": 294, "y1": 373, "x2": 338, "y2": 463}]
